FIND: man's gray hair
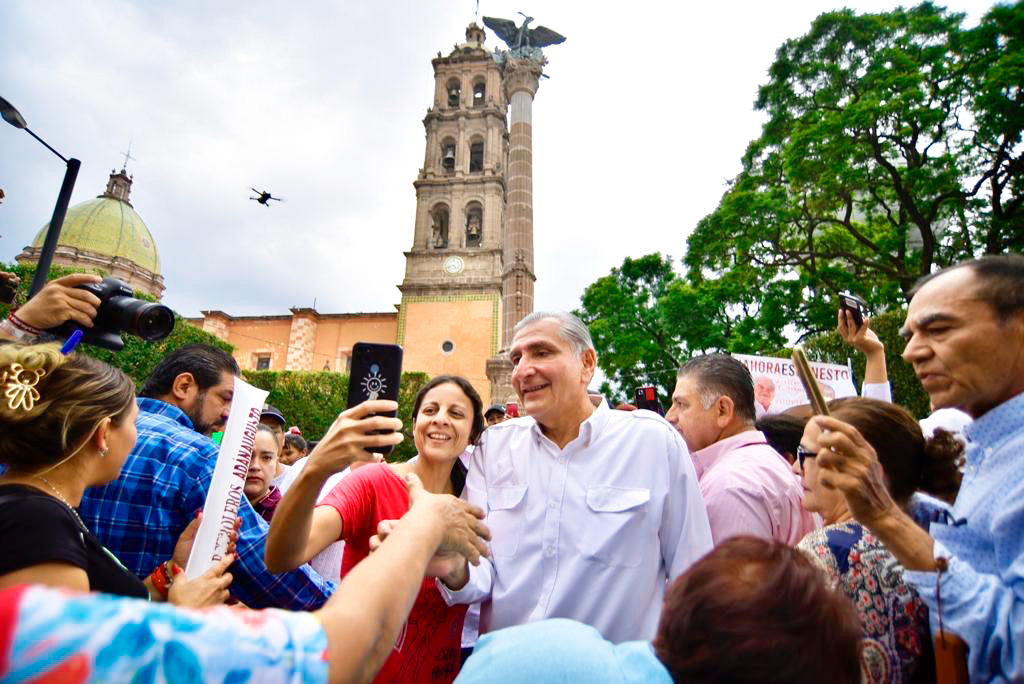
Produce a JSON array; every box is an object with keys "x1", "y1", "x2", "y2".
[
  {"x1": 512, "y1": 311, "x2": 595, "y2": 356},
  {"x1": 677, "y1": 353, "x2": 757, "y2": 423}
]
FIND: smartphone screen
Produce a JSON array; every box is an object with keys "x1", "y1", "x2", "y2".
[
  {"x1": 634, "y1": 386, "x2": 664, "y2": 415},
  {"x1": 838, "y1": 293, "x2": 865, "y2": 329},
  {"x1": 347, "y1": 342, "x2": 403, "y2": 454}
]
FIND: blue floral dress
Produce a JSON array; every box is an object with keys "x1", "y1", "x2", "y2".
[
  {"x1": 797, "y1": 522, "x2": 931, "y2": 684},
  {"x1": 0, "y1": 584, "x2": 329, "y2": 682}
]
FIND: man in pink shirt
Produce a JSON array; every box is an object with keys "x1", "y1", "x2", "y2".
[{"x1": 665, "y1": 354, "x2": 818, "y2": 546}]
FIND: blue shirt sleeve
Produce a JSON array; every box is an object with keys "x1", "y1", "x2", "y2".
[
  {"x1": 905, "y1": 534, "x2": 1024, "y2": 680},
  {"x1": 189, "y1": 452, "x2": 336, "y2": 610}
]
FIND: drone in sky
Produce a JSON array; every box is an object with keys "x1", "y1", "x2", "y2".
[{"x1": 250, "y1": 188, "x2": 284, "y2": 206}]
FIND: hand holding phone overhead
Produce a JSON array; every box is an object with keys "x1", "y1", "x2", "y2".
[{"x1": 308, "y1": 400, "x2": 403, "y2": 474}]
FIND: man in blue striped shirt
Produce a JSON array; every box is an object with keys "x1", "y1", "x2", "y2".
[
  {"x1": 812, "y1": 255, "x2": 1024, "y2": 682},
  {"x1": 81, "y1": 344, "x2": 333, "y2": 609}
]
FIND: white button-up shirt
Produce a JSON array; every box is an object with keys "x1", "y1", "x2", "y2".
[{"x1": 439, "y1": 401, "x2": 713, "y2": 643}]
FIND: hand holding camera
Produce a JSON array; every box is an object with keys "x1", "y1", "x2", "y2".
[
  {"x1": 1, "y1": 274, "x2": 175, "y2": 350},
  {"x1": 48, "y1": 276, "x2": 174, "y2": 350},
  {"x1": 11, "y1": 273, "x2": 103, "y2": 330}
]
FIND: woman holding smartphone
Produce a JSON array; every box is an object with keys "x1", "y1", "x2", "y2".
[{"x1": 266, "y1": 374, "x2": 486, "y2": 683}]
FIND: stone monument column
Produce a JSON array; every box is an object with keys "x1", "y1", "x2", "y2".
[
  {"x1": 500, "y1": 58, "x2": 543, "y2": 349},
  {"x1": 486, "y1": 59, "x2": 543, "y2": 404},
  {"x1": 482, "y1": 14, "x2": 565, "y2": 405}
]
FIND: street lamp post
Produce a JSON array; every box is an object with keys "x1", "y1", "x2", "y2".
[{"x1": 0, "y1": 95, "x2": 80, "y2": 298}]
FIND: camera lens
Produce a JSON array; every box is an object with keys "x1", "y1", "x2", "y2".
[
  {"x1": 104, "y1": 296, "x2": 175, "y2": 341},
  {"x1": 134, "y1": 304, "x2": 175, "y2": 340}
]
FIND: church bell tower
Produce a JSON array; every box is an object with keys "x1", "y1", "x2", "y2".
[
  {"x1": 397, "y1": 24, "x2": 509, "y2": 404},
  {"x1": 397, "y1": 19, "x2": 560, "y2": 405}
]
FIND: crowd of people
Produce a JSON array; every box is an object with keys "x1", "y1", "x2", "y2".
[{"x1": 0, "y1": 253, "x2": 1021, "y2": 682}]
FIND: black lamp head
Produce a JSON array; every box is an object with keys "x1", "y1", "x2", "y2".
[{"x1": 0, "y1": 96, "x2": 27, "y2": 129}]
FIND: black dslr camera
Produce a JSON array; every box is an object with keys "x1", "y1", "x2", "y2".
[{"x1": 50, "y1": 277, "x2": 175, "y2": 351}]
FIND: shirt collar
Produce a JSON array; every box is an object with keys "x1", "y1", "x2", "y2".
[
  {"x1": 963, "y1": 390, "x2": 1024, "y2": 462},
  {"x1": 530, "y1": 398, "x2": 610, "y2": 450},
  {"x1": 137, "y1": 397, "x2": 196, "y2": 432},
  {"x1": 691, "y1": 430, "x2": 769, "y2": 479}
]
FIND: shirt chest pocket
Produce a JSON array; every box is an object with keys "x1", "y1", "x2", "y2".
[
  {"x1": 577, "y1": 486, "x2": 651, "y2": 568},
  {"x1": 487, "y1": 485, "x2": 528, "y2": 557}
]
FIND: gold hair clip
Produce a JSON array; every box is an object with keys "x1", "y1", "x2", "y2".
[{"x1": 1, "y1": 363, "x2": 46, "y2": 411}]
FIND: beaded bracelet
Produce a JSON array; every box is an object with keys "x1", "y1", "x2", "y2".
[{"x1": 6, "y1": 312, "x2": 42, "y2": 336}]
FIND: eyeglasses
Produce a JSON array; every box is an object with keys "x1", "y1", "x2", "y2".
[{"x1": 797, "y1": 446, "x2": 817, "y2": 469}]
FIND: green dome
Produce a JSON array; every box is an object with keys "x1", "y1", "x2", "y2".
[{"x1": 31, "y1": 195, "x2": 161, "y2": 274}]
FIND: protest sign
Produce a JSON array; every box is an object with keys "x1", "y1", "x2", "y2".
[
  {"x1": 185, "y1": 376, "x2": 268, "y2": 579},
  {"x1": 733, "y1": 353, "x2": 857, "y2": 417}
]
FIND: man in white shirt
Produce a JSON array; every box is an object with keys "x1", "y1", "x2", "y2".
[{"x1": 431, "y1": 311, "x2": 713, "y2": 643}]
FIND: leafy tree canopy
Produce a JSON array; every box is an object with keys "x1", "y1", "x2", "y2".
[{"x1": 686, "y1": 1, "x2": 1023, "y2": 339}]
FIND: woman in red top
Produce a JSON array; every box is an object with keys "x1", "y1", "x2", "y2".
[{"x1": 266, "y1": 375, "x2": 485, "y2": 683}]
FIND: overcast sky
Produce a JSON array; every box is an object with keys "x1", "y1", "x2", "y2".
[{"x1": 0, "y1": 0, "x2": 996, "y2": 320}]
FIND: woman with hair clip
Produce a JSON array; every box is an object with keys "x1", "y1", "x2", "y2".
[
  {"x1": 0, "y1": 343, "x2": 233, "y2": 606},
  {"x1": 794, "y1": 397, "x2": 964, "y2": 684},
  {"x1": 267, "y1": 374, "x2": 487, "y2": 683}
]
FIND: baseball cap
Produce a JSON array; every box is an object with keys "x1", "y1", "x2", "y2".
[{"x1": 260, "y1": 404, "x2": 286, "y2": 425}]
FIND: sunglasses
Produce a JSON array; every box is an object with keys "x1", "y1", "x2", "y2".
[{"x1": 797, "y1": 446, "x2": 817, "y2": 469}]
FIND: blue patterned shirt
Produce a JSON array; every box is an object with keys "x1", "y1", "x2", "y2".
[
  {"x1": 0, "y1": 585, "x2": 329, "y2": 683},
  {"x1": 903, "y1": 390, "x2": 1024, "y2": 683},
  {"x1": 80, "y1": 398, "x2": 334, "y2": 610}
]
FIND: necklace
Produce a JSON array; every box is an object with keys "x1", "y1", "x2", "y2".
[{"x1": 34, "y1": 474, "x2": 87, "y2": 531}]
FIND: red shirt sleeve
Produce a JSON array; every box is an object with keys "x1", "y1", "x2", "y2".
[{"x1": 317, "y1": 464, "x2": 385, "y2": 543}]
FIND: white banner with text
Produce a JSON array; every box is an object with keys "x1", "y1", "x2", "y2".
[
  {"x1": 185, "y1": 376, "x2": 268, "y2": 579},
  {"x1": 733, "y1": 353, "x2": 856, "y2": 417}
]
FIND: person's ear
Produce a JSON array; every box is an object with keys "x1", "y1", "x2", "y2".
[
  {"x1": 90, "y1": 417, "x2": 113, "y2": 455},
  {"x1": 715, "y1": 395, "x2": 735, "y2": 427},
  {"x1": 171, "y1": 372, "x2": 197, "y2": 403},
  {"x1": 580, "y1": 348, "x2": 597, "y2": 384}
]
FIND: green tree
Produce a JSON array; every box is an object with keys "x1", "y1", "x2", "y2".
[
  {"x1": 686, "y1": 2, "x2": 1024, "y2": 340},
  {"x1": 575, "y1": 254, "x2": 684, "y2": 405}
]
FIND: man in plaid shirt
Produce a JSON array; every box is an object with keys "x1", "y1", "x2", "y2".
[{"x1": 80, "y1": 344, "x2": 333, "y2": 609}]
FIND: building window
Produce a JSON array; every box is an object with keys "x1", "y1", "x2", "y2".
[
  {"x1": 447, "y1": 79, "x2": 461, "y2": 108},
  {"x1": 440, "y1": 340, "x2": 455, "y2": 355},
  {"x1": 255, "y1": 354, "x2": 271, "y2": 370},
  {"x1": 469, "y1": 141, "x2": 484, "y2": 173},
  {"x1": 465, "y1": 202, "x2": 483, "y2": 247},
  {"x1": 441, "y1": 141, "x2": 456, "y2": 173},
  {"x1": 431, "y1": 205, "x2": 450, "y2": 248},
  {"x1": 473, "y1": 82, "x2": 485, "y2": 106}
]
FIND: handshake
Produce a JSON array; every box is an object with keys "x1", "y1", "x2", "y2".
[{"x1": 371, "y1": 472, "x2": 491, "y2": 587}]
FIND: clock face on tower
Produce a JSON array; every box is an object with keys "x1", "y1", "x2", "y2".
[{"x1": 443, "y1": 255, "x2": 465, "y2": 275}]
